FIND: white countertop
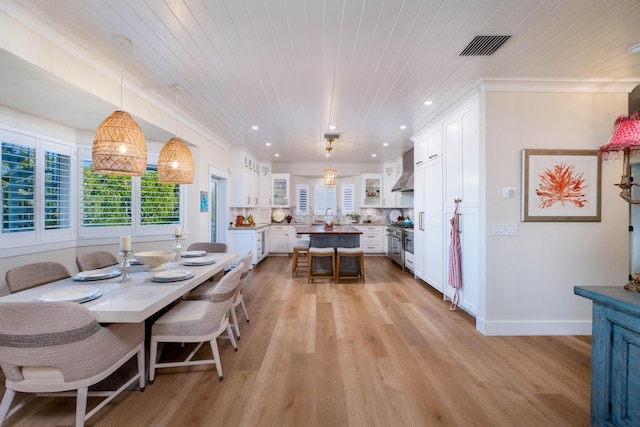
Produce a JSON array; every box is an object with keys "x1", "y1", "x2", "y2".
[{"x1": 0, "y1": 252, "x2": 240, "y2": 324}]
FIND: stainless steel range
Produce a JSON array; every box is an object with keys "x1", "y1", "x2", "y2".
[{"x1": 386, "y1": 224, "x2": 406, "y2": 269}]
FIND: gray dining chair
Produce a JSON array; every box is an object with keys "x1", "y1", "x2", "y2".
[
  {"x1": 187, "y1": 252, "x2": 253, "y2": 340},
  {"x1": 149, "y1": 261, "x2": 244, "y2": 382},
  {"x1": 4, "y1": 262, "x2": 71, "y2": 294},
  {"x1": 0, "y1": 301, "x2": 145, "y2": 427},
  {"x1": 76, "y1": 251, "x2": 119, "y2": 272},
  {"x1": 186, "y1": 242, "x2": 228, "y2": 253}
]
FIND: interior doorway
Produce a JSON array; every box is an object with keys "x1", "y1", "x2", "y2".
[{"x1": 209, "y1": 171, "x2": 228, "y2": 244}]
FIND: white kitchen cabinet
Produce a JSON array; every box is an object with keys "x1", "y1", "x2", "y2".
[
  {"x1": 382, "y1": 161, "x2": 402, "y2": 208},
  {"x1": 259, "y1": 164, "x2": 272, "y2": 207},
  {"x1": 420, "y1": 156, "x2": 444, "y2": 291},
  {"x1": 271, "y1": 173, "x2": 290, "y2": 207},
  {"x1": 413, "y1": 96, "x2": 480, "y2": 315},
  {"x1": 230, "y1": 150, "x2": 259, "y2": 207},
  {"x1": 361, "y1": 173, "x2": 382, "y2": 207},
  {"x1": 269, "y1": 225, "x2": 289, "y2": 253},
  {"x1": 357, "y1": 225, "x2": 384, "y2": 253},
  {"x1": 230, "y1": 226, "x2": 269, "y2": 267},
  {"x1": 442, "y1": 98, "x2": 480, "y2": 315}
]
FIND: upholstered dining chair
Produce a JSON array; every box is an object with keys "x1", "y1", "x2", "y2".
[
  {"x1": 0, "y1": 301, "x2": 145, "y2": 427},
  {"x1": 187, "y1": 252, "x2": 253, "y2": 340},
  {"x1": 149, "y1": 262, "x2": 244, "y2": 382},
  {"x1": 186, "y1": 242, "x2": 228, "y2": 253},
  {"x1": 5, "y1": 262, "x2": 71, "y2": 294},
  {"x1": 76, "y1": 251, "x2": 119, "y2": 272}
]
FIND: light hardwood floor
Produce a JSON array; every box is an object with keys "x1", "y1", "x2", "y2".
[{"x1": 1, "y1": 256, "x2": 591, "y2": 426}]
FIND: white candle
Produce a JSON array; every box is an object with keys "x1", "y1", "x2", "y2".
[
  {"x1": 120, "y1": 236, "x2": 131, "y2": 251},
  {"x1": 174, "y1": 226, "x2": 182, "y2": 237}
]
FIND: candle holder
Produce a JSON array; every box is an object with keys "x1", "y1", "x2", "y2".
[
  {"x1": 172, "y1": 234, "x2": 183, "y2": 262},
  {"x1": 118, "y1": 250, "x2": 133, "y2": 283}
]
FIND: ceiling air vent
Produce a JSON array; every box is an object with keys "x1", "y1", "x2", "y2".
[{"x1": 460, "y1": 34, "x2": 511, "y2": 56}]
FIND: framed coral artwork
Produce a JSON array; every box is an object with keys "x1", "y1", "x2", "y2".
[{"x1": 522, "y1": 149, "x2": 601, "y2": 222}]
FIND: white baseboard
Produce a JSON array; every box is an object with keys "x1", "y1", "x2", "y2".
[{"x1": 475, "y1": 317, "x2": 592, "y2": 336}]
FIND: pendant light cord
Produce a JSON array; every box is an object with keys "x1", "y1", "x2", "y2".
[{"x1": 119, "y1": 41, "x2": 124, "y2": 110}]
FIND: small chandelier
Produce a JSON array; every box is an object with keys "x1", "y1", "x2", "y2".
[
  {"x1": 158, "y1": 85, "x2": 194, "y2": 184},
  {"x1": 324, "y1": 136, "x2": 337, "y2": 187},
  {"x1": 93, "y1": 36, "x2": 147, "y2": 176},
  {"x1": 598, "y1": 109, "x2": 640, "y2": 204}
]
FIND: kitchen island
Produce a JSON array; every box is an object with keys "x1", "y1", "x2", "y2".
[
  {"x1": 295, "y1": 225, "x2": 363, "y2": 249},
  {"x1": 296, "y1": 225, "x2": 363, "y2": 277}
]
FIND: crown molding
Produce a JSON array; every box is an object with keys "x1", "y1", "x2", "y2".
[{"x1": 476, "y1": 78, "x2": 639, "y2": 93}]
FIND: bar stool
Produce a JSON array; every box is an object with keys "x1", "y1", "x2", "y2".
[
  {"x1": 307, "y1": 247, "x2": 336, "y2": 283},
  {"x1": 336, "y1": 247, "x2": 365, "y2": 283},
  {"x1": 292, "y1": 240, "x2": 310, "y2": 277}
]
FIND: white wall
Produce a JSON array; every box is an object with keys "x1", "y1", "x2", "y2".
[{"x1": 480, "y1": 88, "x2": 631, "y2": 335}]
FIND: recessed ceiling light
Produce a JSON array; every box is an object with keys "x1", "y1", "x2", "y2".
[
  {"x1": 329, "y1": 125, "x2": 336, "y2": 130},
  {"x1": 383, "y1": 142, "x2": 389, "y2": 146},
  {"x1": 400, "y1": 125, "x2": 406, "y2": 130},
  {"x1": 630, "y1": 43, "x2": 640, "y2": 54},
  {"x1": 265, "y1": 142, "x2": 271, "y2": 146},
  {"x1": 371, "y1": 154, "x2": 377, "y2": 157},
  {"x1": 424, "y1": 100, "x2": 433, "y2": 106},
  {"x1": 251, "y1": 125, "x2": 259, "y2": 130},
  {"x1": 274, "y1": 153, "x2": 279, "y2": 157}
]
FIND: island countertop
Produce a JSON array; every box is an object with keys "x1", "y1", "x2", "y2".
[{"x1": 296, "y1": 225, "x2": 363, "y2": 234}]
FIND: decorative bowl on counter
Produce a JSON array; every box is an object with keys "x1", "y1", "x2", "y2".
[{"x1": 134, "y1": 251, "x2": 174, "y2": 271}]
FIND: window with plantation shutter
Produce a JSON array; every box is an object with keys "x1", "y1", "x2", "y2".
[
  {"x1": 44, "y1": 150, "x2": 71, "y2": 230},
  {"x1": 313, "y1": 184, "x2": 336, "y2": 216},
  {"x1": 141, "y1": 165, "x2": 180, "y2": 225},
  {"x1": 2, "y1": 141, "x2": 35, "y2": 233},
  {"x1": 79, "y1": 149, "x2": 183, "y2": 238},
  {"x1": 341, "y1": 183, "x2": 355, "y2": 214},
  {"x1": 81, "y1": 160, "x2": 132, "y2": 227},
  {"x1": 1, "y1": 130, "x2": 73, "y2": 246},
  {"x1": 296, "y1": 184, "x2": 309, "y2": 215}
]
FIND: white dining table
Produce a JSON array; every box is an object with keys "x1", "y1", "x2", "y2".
[{"x1": 0, "y1": 252, "x2": 240, "y2": 323}]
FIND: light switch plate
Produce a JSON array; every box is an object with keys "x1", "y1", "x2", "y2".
[{"x1": 492, "y1": 223, "x2": 517, "y2": 235}]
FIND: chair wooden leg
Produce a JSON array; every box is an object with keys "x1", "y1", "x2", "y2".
[
  {"x1": 209, "y1": 339, "x2": 223, "y2": 381},
  {"x1": 227, "y1": 324, "x2": 238, "y2": 350},
  {"x1": 239, "y1": 295, "x2": 250, "y2": 322},
  {"x1": 0, "y1": 389, "x2": 15, "y2": 424},
  {"x1": 149, "y1": 341, "x2": 158, "y2": 382},
  {"x1": 292, "y1": 250, "x2": 297, "y2": 276},
  {"x1": 231, "y1": 307, "x2": 240, "y2": 339},
  {"x1": 76, "y1": 387, "x2": 88, "y2": 427},
  {"x1": 137, "y1": 347, "x2": 146, "y2": 390}
]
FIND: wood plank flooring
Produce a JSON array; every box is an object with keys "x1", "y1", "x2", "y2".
[{"x1": 0, "y1": 256, "x2": 591, "y2": 426}]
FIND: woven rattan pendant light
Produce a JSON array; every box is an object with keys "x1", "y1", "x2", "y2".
[
  {"x1": 158, "y1": 85, "x2": 194, "y2": 184},
  {"x1": 92, "y1": 36, "x2": 147, "y2": 176}
]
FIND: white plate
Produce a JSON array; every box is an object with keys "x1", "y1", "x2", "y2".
[
  {"x1": 180, "y1": 250, "x2": 207, "y2": 258},
  {"x1": 73, "y1": 269, "x2": 121, "y2": 281},
  {"x1": 272, "y1": 208, "x2": 285, "y2": 223},
  {"x1": 151, "y1": 270, "x2": 194, "y2": 282},
  {"x1": 182, "y1": 257, "x2": 217, "y2": 266},
  {"x1": 389, "y1": 209, "x2": 402, "y2": 222},
  {"x1": 38, "y1": 286, "x2": 102, "y2": 303}
]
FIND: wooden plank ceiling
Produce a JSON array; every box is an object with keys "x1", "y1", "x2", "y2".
[{"x1": 1, "y1": 0, "x2": 640, "y2": 163}]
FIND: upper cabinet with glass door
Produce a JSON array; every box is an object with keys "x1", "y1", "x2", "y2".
[
  {"x1": 361, "y1": 173, "x2": 382, "y2": 207},
  {"x1": 271, "y1": 173, "x2": 290, "y2": 207}
]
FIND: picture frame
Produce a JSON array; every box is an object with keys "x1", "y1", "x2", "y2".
[
  {"x1": 522, "y1": 149, "x2": 601, "y2": 222},
  {"x1": 200, "y1": 191, "x2": 208, "y2": 212}
]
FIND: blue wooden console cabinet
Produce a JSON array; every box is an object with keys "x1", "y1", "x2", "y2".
[{"x1": 575, "y1": 286, "x2": 640, "y2": 426}]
